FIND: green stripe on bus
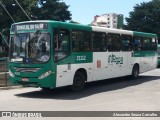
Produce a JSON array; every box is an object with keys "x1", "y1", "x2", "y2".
[
  {"x1": 134, "y1": 51, "x2": 157, "y2": 57},
  {"x1": 56, "y1": 52, "x2": 93, "y2": 65}
]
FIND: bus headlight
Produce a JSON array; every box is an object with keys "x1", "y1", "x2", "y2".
[
  {"x1": 39, "y1": 71, "x2": 51, "y2": 80},
  {"x1": 9, "y1": 70, "x2": 15, "y2": 77}
]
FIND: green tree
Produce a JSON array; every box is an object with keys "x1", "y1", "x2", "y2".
[
  {"x1": 34, "y1": 0, "x2": 72, "y2": 21},
  {"x1": 0, "y1": 0, "x2": 72, "y2": 31},
  {"x1": 125, "y1": 0, "x2": 160, "y2": 37}
]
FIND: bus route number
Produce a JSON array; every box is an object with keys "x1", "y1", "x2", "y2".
[{"x1": 76, "y1": 56, "x2": 86, "y2": 61}]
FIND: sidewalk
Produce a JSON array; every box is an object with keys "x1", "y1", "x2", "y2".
[
  {"x1": 0, "y1": 71, "x2": 23, "y2": 90},
  {"x1": 0, "y1": 72, "x2": 8, "y2": 74}
]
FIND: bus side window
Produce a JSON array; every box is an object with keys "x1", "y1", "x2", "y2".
[
  {"x1": 151, "y1": 38, "x2": 157, "y2": 50},
  {"x1": 92, "y1": 32, "x2": 107, "y2": 52},
  {"x1": 133, "y1": 37, "x2": 141, "y2": 51},
  {"x1": 108, "y1": 33, "x2": 121, "y2": 51},
  {"x1": 141, "y1": 38, "x2": 151, "y2": 50},
  {"x1": 72, "y1": 30, "x2": 91, "y2": 52},
  {"x1": 121, "y1": 35, "x2": 132, "y2": 51}
]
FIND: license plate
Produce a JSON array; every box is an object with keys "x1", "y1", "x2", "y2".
[{"x1": 22, "y1": 78, "x2": 29, "y2": 82}]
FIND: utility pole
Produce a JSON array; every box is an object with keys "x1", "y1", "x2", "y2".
[
  {"x1": 0, "y1": 1, "x2": 15, "y2": 23},
  {"x1": 15, "y1": 0, "x2": 32, "y2": 21}
]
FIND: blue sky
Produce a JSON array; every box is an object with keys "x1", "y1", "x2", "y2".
[{"x1": 63, "y1": 0, "x2": 152, "y2": 25}]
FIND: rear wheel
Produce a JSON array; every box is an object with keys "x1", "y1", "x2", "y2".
[
  {"x1": 131, "y1": 65, "x2": 139, "y2": 79},
  {"x1": 70, "y1": 72, "x2": 86, "y2": 91}
]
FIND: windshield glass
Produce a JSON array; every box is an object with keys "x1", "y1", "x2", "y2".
[{"x1": 9, "y1": 32, "x2": 50, "y2": 63}]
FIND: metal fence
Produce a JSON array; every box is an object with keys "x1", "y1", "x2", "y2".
[{"x1": 0, "y1": 57, "x2": 9, "y2": 87}]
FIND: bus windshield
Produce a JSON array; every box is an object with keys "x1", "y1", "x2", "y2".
[{"x1": 9, "y1": 31, "x2": 50, "y2": 63}]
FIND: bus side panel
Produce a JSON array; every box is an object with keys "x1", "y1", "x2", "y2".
[
  {"x1": 56, "y1": 52, "x2": 93, "y2": 87},
  {"x1": 92, "y1": 52, "x2": 113, "y2": 81},
  {"x1": 134, "y1": 51, "x2": 157, "y2": 73},
  {"x1": 92, "y1": 51, "x2": 134, "y2": 82},
  {"x1": 56, "y1": 64, "x2": 71, "y2": 87}
]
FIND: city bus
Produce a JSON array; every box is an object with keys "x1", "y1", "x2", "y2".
[{"x1": 8, "y1": 21, "x2": 158, "y2": 91}]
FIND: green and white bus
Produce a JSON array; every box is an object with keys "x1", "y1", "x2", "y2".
[{"x1": 9, "y1": 21, "x2": 158, "y2": 91}]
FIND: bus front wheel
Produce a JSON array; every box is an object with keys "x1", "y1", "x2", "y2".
[
  {"x1": 70, "y1": 71, "x2": 86, "y2": 91},
  {"x1": 131, "y1": 65, "x2": 139, "y2": 79}
]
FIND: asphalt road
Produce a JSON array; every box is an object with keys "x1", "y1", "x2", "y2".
[{"x1": 1, "y1": 69, "x2": 160, "y2": 120}]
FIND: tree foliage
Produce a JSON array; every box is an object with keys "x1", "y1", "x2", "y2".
[
  {"x1": 0, "y1": 0, "x2": 72, "y2": 31},
  {"x1": 125, "y1": 0, "x2": 160, "y2": 37}
]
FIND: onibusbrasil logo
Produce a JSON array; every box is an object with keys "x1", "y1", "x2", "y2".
[{"x1": 1, "y1": 112, "x2": 42, "y2": 118}]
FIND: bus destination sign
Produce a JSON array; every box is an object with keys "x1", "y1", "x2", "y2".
[{"x1": 15, "y1": 23, "x2": 47, "y2": 31}]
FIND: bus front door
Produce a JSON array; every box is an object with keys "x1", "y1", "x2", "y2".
[{"x1": 53, "y1": 28, "x2": 71, "y2": 88}]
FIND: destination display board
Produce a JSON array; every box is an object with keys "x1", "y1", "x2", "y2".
[{"x1": 11, "y1": 23, "x2": 48, "y2": 31}]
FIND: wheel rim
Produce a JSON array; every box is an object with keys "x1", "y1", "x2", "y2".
[{"x1": 75, "y1": 77, "x2": 82, "y2": 87}]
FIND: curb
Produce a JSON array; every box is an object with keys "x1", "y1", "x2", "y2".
[{"x1": 0, "y1": 85, "x2": 23, "y2": 90}]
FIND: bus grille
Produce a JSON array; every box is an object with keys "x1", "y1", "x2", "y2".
[{"x1": 13, "y1": 67, "x2": 40, "y2": 73}]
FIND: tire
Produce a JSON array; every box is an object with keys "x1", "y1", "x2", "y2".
[
  {"x1": 131, "y1": 65, "x2": 139, "y2": 79},
  {"x1": 70, "y1": 72, "x2": 86, "y2": 91}
]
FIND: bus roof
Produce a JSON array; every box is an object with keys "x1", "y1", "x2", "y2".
[
  {"x1": 92, "y1": 26, "x2": 157, "y2": 38},
  {"x1": 133, "y1": 31, "x2": 157, "y2": 38},
  {"x1": 11, "y1": 20, "x2": 158, "y2": 38},
  {"x1": 91, "y1": 26, "x2": 133, "y2": 35}
]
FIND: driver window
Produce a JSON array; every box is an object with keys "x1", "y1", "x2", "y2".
[{"x1": 54, "y1": 28, "x2": 70, "y2": 62}]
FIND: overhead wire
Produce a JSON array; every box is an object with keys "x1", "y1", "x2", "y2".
[
  {"x1": 14, "y1": 0, "x2": 32, "y2": 21},
  {"x1": 0, "y1": 1, "x2": 16, "y2": 23}
]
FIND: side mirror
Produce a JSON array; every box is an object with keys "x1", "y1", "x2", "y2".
[{"x1": 1, "y1": 28, "x2": 10, "y2": 47}]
